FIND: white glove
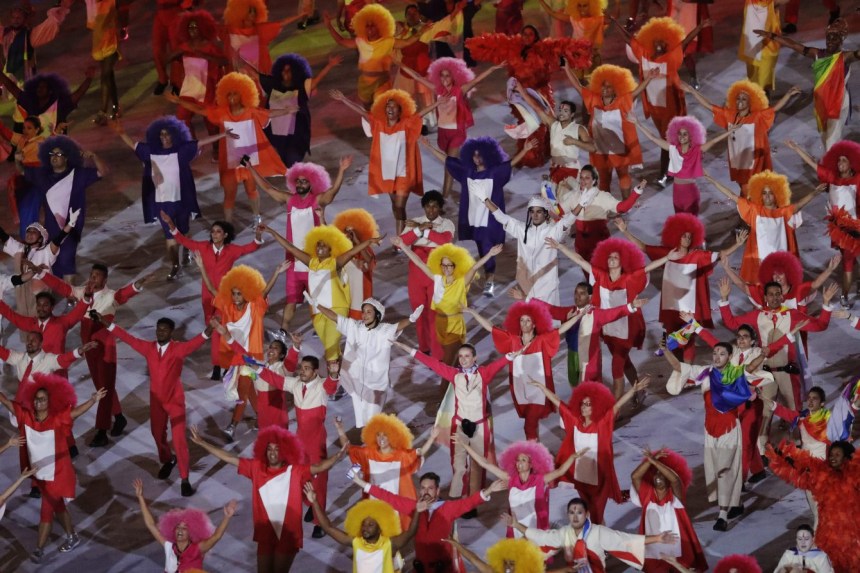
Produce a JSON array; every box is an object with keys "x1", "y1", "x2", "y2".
[
  {"x1": 632, "y1": 181, "x2": 647, "y2": 195},
  {"x1": 409, "y1": 304, "x2": 424, "y2": 323},
  {"x1": 578, "y1": 187, "x2": 599, "y2": 208},
  {"x1": 67, "y1": 208, "x2": 81, "y2": 228},
  {"x1": 303, "y1": 291, "x2": 318, "y2": 312}
]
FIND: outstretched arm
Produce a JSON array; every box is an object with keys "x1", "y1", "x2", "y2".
[
  {"x1": 324, "y1": 13, "x2": 357, "y2": 48},
  {"x1": 336, "y1": 236, "x2": 383, "y2": 272},
  {"x1": 514, "y1": 81, "x2": 555, "y2": 126},
  {"x1": 811, "y1": 254, "x2": 842, "y2": 290},
  {"x1": 630, "y1": 69, "x2": 658, "y2": 101},
  {"x1": 718, "y1": 229, "x2": 749, "y2": 261},
  {"x1": 702, "y1": 172, "x2": 739, "y2": 203},
  {"x1": 164, "y1": 92, "x2": 207, "y2": 114},
  {"x1": 133, "y1": 479, "x2": 166, "y2": 545},
  {"x1": 419, "y1": 137, "x2": 449, "y2": 163},
  {"x1": 545, "y1": 237, "x2": 592, "y2": 274},
  {"x1": 564, "y1": 64, "x2": 585, "y2": 95},
  {"x1": 772, "y1": 86, "x2": 802, "y2": 114},
  {"x1": 189, "y1": 425, "x2": 240, "y2": 466},
  {"x1": 612, "y1": 218, "x2": 647, "y2": 251},
  {"x1": 644, "y1": 249, "x2": 681, "y2": 273},
  {"x1": 445, "y1": 539, "x2": 494, "y2": 573},
  {"x1": 329, "y1": 89, "x2": 370, "y2": 121},
  {"x1": 318, "y1": 155, "x2": 353, "y2": 207},
  {"x1": 793, "y1": 183, "x2": 827, "y2": 212},
  {"x1": 310, "y1": 54, "x2": 344, "y2": 92},
  {"x1": 720, "y1": 258, "x2": 751, "y2": 296},
  {"x1": 678, "y1": 80, "x2": 715, "y2": 108},
  {"x1": 311, "y1": 444, "x2": 349, "y2": 475},
  {"x1": 71, "y1": 388, "x2": 107, "y2": 419},
  {"x1": 304, "y1": 482, "x2": 353, "y2": 545},
  {"x1": 510, "y1": 138, "x2": 538, "y2": 167},
  {"x1": 755, "y1": 29, "x2": 817, "y2": 58},
  {"x1": 390, "y1": 236, "x2": 434, "y2": 279},
  {"x1": 614, "y1": 375, "x2": 650, "y2": 416},
  {"x1": 199, "y1": 500, "x2": 238, "y2": 554},
  {"x1": 462, "y1": 63, "x2": 506, "y2": 93},
  {"x1": 451, "y1": 434, "x2": 508, "y2": 480},
  {"x1": 263, "y1": 260, "x2": 291, "y2": 298},
  {"x1": 260, "y1": 225, "x2": 311, "y2": 266},
  {"x1": 391, "y1": 505, "x2": 424, "y2": 551},
  {"x1": 700, "y1": 125, "x2": 738, "y2": 153},
  {"x1": 537, "y1": 0, "x2": 570, "y2": 21},
  {"x1": 783, "y1": 139, "x2": 819, "y2": 171},
  {"x1": 528, "y1": 380, "x2": 562, "y2": 409},
  {"x1": 464, "y1": 244, "x2": 503, "y2": 285},
  {"x1": 628, "y1": 113, "x2": 669, "y2": 150},
  {"x1": 681, "y1": 18, "x2": 712, "y2": 52},
  {"x1": 246, "y1": 163, "x2": 291, "y2": 203},
  {"x1": 463, "y1": 307, "x2": 495, "y2": 332},
  {"x1": 0, "y1": 465, "x2": 37, "y2": 509},
  {"x1": 544, "y1": 451, "x2": 585, "y2": 483},
  {"x1": 399, "y1": 63, "x2": 435, "y2": 90}
]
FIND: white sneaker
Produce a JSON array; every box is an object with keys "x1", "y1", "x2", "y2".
[
  {"x1": 59, "y1": 533, "x2": 80, "y2": 553},
  {"x1": 483, "y1": 282, "x2": 495, "y2": 298},
  {"x1": 252, "y1": 214, "x2": 262, "y2": 227},
  {"x1": 224, "y1": 423, "x2": 236, "y2": 440}
]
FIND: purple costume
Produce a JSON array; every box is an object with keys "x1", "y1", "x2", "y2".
[{"x1": 261, "y1": 54, "x2": 311, "y2": 168}]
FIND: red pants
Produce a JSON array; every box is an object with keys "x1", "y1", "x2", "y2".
[
  {"x1": 408, "y1": 266, "x2": 441, "y2": 358},
  {"x1": 573, "y1": 219, "x2": 610, "y2": 264},
  {"x1": 673, "y1": 182, "x2": 701, "y2": 215},
  {"x1": 257, "y1": 390, "x2": 289, "y2": 429},
  {"x1": 784, "y1": 0, "x2": 838, "y2": 23},
  {"x1": 740, "y1": 398, "x2": 765, "y2": 479},
  {"x1": 521, "y1": 404, "x2": 543, "y2": 441},
  {"x1": 85, "y1": 344, "x2": 121, "y2": 431},
  {"x1": 151, "y1": 395, "x2": 191, "y2": 479},
  {"x1": 297, "y1": 409, "x2": 327, "y2": 525},
  {"x1": 153, "y1": 8, "x2": 182, "y2": 85},
  {"x1": 232, "y1": 375, "x2": 259, "y2": 423},
  {"x1": 575, "y1": 480, "x2": 609, "y2": 525},
  {"x1": 550, "y1": 165, "x2": 579, "y2": 185},
  {"x1": 39, "y1": 488, "x2": 67, "y2": 523},
  {"x1": 202, "y1": 289, "x2": 220, "y2": 366}
]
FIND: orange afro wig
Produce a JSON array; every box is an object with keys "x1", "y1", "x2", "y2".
[
  {"x1": 591, "y1": 238, "x2": 645, "y2": 274},
  {"x1": 427, "y1": 244, "x2": 476, "y2": 280},
  {"x1": 217, "y1": 264, "x2": 266, "y2": 303},
  {"x1": 303, "y1": 225, "x2": 352, "y2": 258},
  {"x1": 351, "y1": 4, "x2": 395, "y2": 40},
  {"x1": 758, "y1": 251, "x2": 802, "y2": 288},
  {"x1": 640, "y1": 448, "x2": 693, "y2": 491},
  {"x1": 345, "y1": 499, "x2": 401, "y2": 538},
  {"x1": 747, "y1": 170, "x2": 791, "y2": 207},
  {"x1": 590, "y1": 64, "x2": 637, "y2": 96},
  {"x1": 216, "y1": 72, "x2": 259, "y2": 109},
  {"x1": 635, "y1": 17, "x2": 685, "y2": 49},
  {"x1": 370, "y1": 89, "x2": 417, "y2": 121},
  {"x1": 333, "y1": 209, "x2": 379, "y2": 243},
  {"x1": 569, "y1": 381, "x2": 616, "y2": 423},
  {"x1": 726, "y1": 79, "x2": 769, "y2": 113},
  {"x1": 503, "y1": 301, "x2": 554, "y2": 336},
  {"x1": 714, "y1": 554, "x2": 762, "y2": 573},
  {"x1": 223, "y1": 0, "x2": 268, "y2": 27},
  {"x1": 361, "y1": 413, "x2": 414, "y2": 451},
  {"x1": 486, "y1": 539, "x2": 546, "y2": 573},
  {"x1": 253, "y1": 426, "x2": 308, "y2": 465},
  {"x1": 566, "y1": 0, "x2": 607, "y2": 18},
  {"x1": 661, "y1": 213, "x2": 705, "y2": 248}
]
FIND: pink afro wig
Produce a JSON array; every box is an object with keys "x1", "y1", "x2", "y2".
[
  {"x1": 157, "y1": 508, "x2": 214, "y2": 544},
  {"x1": 818, "y1": 140, "x2": 860, "y2": 183},
  {"x1": 661, "y1": 213, "x2": 704, "y2": 248},
  {"x1": 666, "y1": 115, "x2": 706, "y2": 147},
  {"x1": 641, "y1": 448, "x2": 692, "y2": 492},
  {"x1": 252, "y1": 426, "x2": 308, "y2": 465},
  {"x1": 714, "y1": 554, "x2": 762, "y2": 573},
  {"x1": 18, "y1": 373, "x2": 77, "y2": 416},
  {"x1": 758, "y1": 251, "x2": 802, "y2": 288},
  {"x1": 569, "y1": 381, "x2": 615, "y2": 422},
  {"x1": 427, "y1": 57, "x2": 475, "y2": 91},
  {"x1": 499, "y1": 441, "x2": 555, "y2": 477},
  {"x1": 503, "y1": 301, "x2": 553, "y2": 336},
  {"x1": 590, "y1": 238, "x2": 645, "y2": 273},
  {"x1": 286, "y1": 162, "x2": 331, "y2": 194}
]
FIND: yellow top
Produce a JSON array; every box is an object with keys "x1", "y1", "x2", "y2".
[{"x1": 431, "y1": 275, "x2": 467, "y2": 317}]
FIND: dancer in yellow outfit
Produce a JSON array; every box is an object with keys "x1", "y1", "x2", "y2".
[{"x1": 739, "y1": 0, "x2": 781, "y2": 94}]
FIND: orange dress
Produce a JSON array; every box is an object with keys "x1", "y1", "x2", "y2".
[
  {"x1": 583, "y1": 91, "x2": 642, "y2": 169},
  {"x1": 630, "y1": 40, "x2": 686, "y2": 132},
  {"x1": 205, "y1": 106, "x2": 287, "y2": 184},
  {"x1": 213, "y1": 295, "x2": 268, "y2": 368},
  {"x1": 368, "y1": 115, "x2": 424, "y2": 196},
  {"x1": 222, "y1": 22, "x2": 283, "y2": 73},
  {"x1": 349, "y1": 445, "x2": 422, "y2": 527},
  {"x1": 737, "y1": 197, "x2": 799, "y2": 283}
]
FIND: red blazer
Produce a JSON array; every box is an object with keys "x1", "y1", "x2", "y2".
[{"x1": 0, "y1": 298, "x2": 89, "y2": 354}]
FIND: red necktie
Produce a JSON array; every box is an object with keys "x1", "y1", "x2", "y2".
[
  {"x1": 22, "y1": 359, "x2": 34, "y2": 382},
  {"x1": 302, "y1": 385, "x2": 307, "y2": 399},
  {"x1": 739, "y1": 352, "x2": 745, "y2": 363}
]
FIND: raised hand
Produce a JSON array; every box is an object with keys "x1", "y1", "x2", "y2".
[
  {"x1": 133, "y1": 477, "x2": 144, "y2": 498},
  {"x1": 92, "y1": 387, "x2": 108, "y2": 402},
  {"x1": 633, "y1": 375, "x2": 651, "y2": 392},
  {"x1": 822, "y1": 281, "x2": 839, "y2": 306},
  {"x1": 719, "y1": 277, "x2": 732, "y2": 300},
  {"x1": 224, "y1": 499, "x2": 238, "y2": 517},
  {"x1": 303, "y1": 482, "x2": 317, "y2": 504},
  {"x1": 189, "y1": 425, "x2": 204, "y2": 445},
  {"x1": 488, "y1": 244, "x2": 504, "y2": 256}
]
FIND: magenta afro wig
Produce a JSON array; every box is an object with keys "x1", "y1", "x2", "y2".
[
  {"x1": 591, "y1": 238, "x2": 645, "y2": 274},
  {"x1": 460, "y1": 137, "x2": 509, "y2": 170},
  {"x1": 818, "y1": 140, "x2": 860, "y2": 183},
  {"x1": 158, "y1": 508, "x2": 214, "y2": 544},
  {"x1": 666, "y1": 115, "x2": 706, "y2": 147},
  {"x1": 145, "y1": 116, "x2": 192, "y2": 152},
  {"x1": 758, "y1": 251, "x2": 802, "y2": 288},
  {"x1": 172, "y1": 9, "x2": 219, "y2": 45},
  {"x1": 499, "y1": 441, "x2": 555, "y2": 477},
  {"x1": 271, "y1": 53, "x2": 313, "y2": 87},
  {"x1": 427, "y1": 57, "x2": 475, "y2": 91},
  {"x1": 661, "y1": 213, "x2": 704, "y2": 248},
  {"x1": 287, "y1": 162, "x2": 331, "y2": 194},
  {"x1": 568, "y1": 381, "x2": 615, "y2": 423},
  {"x1": 714, "y1": 554, "x2": 762, "y2": 573},
  {"x1": 20, "y1": 73, "x2": 72, "y2": 117},
  {"x1": 503, "y1": 301, "x2": 553, "y2": 336},
  {"x1": 253, "y1": 426, "x2": 308, "y2": 465},
  {"x1": 18, "y1": 373, "x2": 77, "y2": 416},
  {"x1": 38, "y1": 135, "x2": 82, "y2": 175},
  {"x1": 641, "y1": 448, "x2": 692, "y2": 492}
]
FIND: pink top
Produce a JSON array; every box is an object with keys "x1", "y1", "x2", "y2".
[{"x1": 667, "y1": 143, "x2": 703, "y2": 179}]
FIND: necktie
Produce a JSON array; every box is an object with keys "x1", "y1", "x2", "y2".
[
  {"x1": 739, "y1": 352, "x2": 745, "y2": 363},
  {"x1": 22, "y1": 359, "x2": 34, "y2": 382},
  {"x1": 302, "y1": 384, "x2": 307, "y2": 399}
]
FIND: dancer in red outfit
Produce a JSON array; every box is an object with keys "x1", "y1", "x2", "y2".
[
  {"x1": 0, "y1": 292, "x2": 88, "y2": 357},
  {"x1": 151, "y1": 0, "x2": 192, "y2": 95}
]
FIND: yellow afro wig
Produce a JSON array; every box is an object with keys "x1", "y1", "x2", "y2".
[
  {"x1": 361, "y1": 413, "x2": 414, "y2": 451},
  {"x1": 486, "y1": 539, "x2": 546, "y2": 573},
  {"x1": 370, "y1": 89, "x2": 417, "y2": 121},
  {"x1": 726, "y1": 79, "x2": 769, "y2": 113},
  {"x1": 590, "y1": 64, "x2": 637, "y2": 96},
  {"x1": 223, "y1": 0, "x2": 268, "y2": 27},
  {"x1": 216, "y1": 72, "x2": 259, "y2": 109},
  {"x1": 303, "y1": 225, "x2": 353, "y2": 258},
  {"x1": 565, "y1": 0, "x2": 607, "y2": 18},
  {"x1": 747, "y1": 170, "x2": 791, "y2": 207},
  {"x1": 352, "y1": 4, "x2": 395, "y2": 40},
  {"x1": 635, "y1": 17, "x2": 685, "y2": 48},
  {"x1": 344, "y1": 499, "x2": 401, "y2": 538},
  {"x1": 333, "y1": 209, "x2": 379, "y2": 243},
  {"x1": 217, "y1": 265, "x2": 266, "y2": 302},
  {"x1": 427, "y1": 244, "x2": 476, "y2": 280}
]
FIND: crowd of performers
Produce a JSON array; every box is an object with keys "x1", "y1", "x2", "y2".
[{"x1": 0, "y1": 0, "x2": 860, "y2": 572}]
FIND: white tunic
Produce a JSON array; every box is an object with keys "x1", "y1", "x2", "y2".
[
  {"x1": 774, "y1": 548, "x2": 834, "y2": 573},
  {"x1": 549, "y1": 120, "x2": 583, "y2": 168}
]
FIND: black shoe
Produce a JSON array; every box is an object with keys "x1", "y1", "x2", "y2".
[
  {"x1": 781, "y1": 23, "x2": 797, "y2": 34},
  {"x1": 180, "y1": 479, "x2": 195, "y2": 497},
  {"x1": 89, "y1": 430, "x2": 109, "y2": 447},
  {"x1": 158, "y1": 456, "x2": 177, "y2": 480},
  {"x1": 727, "y1": 505, "x2": 744, "y2": 519},
  {"x1": 211, "y1": 366, "x2": 222, "y2": 381},
  {"x1": 713, "y1": 518, "x2": 728, "y2": 531},
  {"x1": 304, "y1": 505, "x2": 314, "y2": 523},
  {"x1": 170, "y1": 85, "x2": 179, "y2": 96},
  {"x1": 747, "y1": 470, "x2": 767, "y2": 484},
  {"x1": 69, "y1": 445, "x2": 79, "y2": 459},
  {"x1": 421, "y1": 125, "x2": 429, "y2": 136},
  {"x1": 153, "y1": 82, "x2": 168, "y2": 96},
  {"x1": 762, "y1": 454, "x2": 770, "y2": 467},
  {"x1": 311, "y1": 525, "x2": 325, "y2": 538},
  {"x1": 297, "y1": 20, "x2": 308, "y2": 30},
  {"x1": 461, "y1": 508, "x2": 478, "y2": 520},
  {"x1": 110, "y1": 414, "x2": 127, "y2": 437},
  {"x1": 307, "y1": 11, "x2": 321, "y2": 25},
  {"x1": 28, "y1": 486, "x2": 41, "y2": 499}
]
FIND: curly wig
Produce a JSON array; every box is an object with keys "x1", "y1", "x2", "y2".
[
  {"x1": 590, "y1": 64, "x2": 637, "y2": 96},
  {"x1": 758, "y1": 251, "x2": 802, "y2": 288},
  {"x1": 666, "y1": 115, "x2": 706, "y2": 147},
  {"x1": 271, "y1": 54, "x2": 313, "y2": 87},
  {"x1": 499, "y1": 441, "x2": 555, "y2": 477},
  {"x1": 18, "y1": 373, "x2": 77, "y2": 416},
  {"x1": 223, "y1": 0, "x2": 268, "y2": 27},
  {"x1": 215, "y1": 72, "x2": 259, "y2": 109},
  {"x1": 145, "y1": 116, "x2": 192, "y2": 152},
  {"x1": 566, "y1": 0, "x2": 607, "y2": 18},
  {"x1": 568, "y1": 381, "x2": 616, "y2": 423},
  {"x1": 714, "y1": 554, "x2": 762, "y2": 573},
  {"x1": 818, "y1": 140, "x2": 860, "y2": 183},
  {"x1": 344, "y1": 499, "x2": 401, "y2": 538},
  {"x1": 635, "y1": 17, "x2": 685, "y2": 49},
  {"x1": 351, "y1": 4, "x2": 395, "y2": 40},
  {"x1": 20, "y1": 73, "x2": 72, "y2": 115},
  {"x1": 503, "y1": 301, "x2": 554, "y2": 336},
  {"x1": 333, "y1": 209, "x2": 379, "y2": 243},
  {"x1": 427, "y1": 57, "x2": 475, "y2": 90},
  {"x1": 486, "y1": 539, "x2": 546, "y2": 573},
  {"x1": 370, "y1": 89, "x2": 417, "y2": 121},
  {"x1": 157, "y1": 508, "x2": 214, "y2": 544},
  {"x1": 726, "y1": 79, "x2": 769, "y2": 113},
  {"x1": 303, "y1": 225, "x2": 352, "y2": 258},
  {"x1": 747, "y1": 170, "x2": 791, "y2": 207},
  {"x1": 460, "y1": 137, "x2": 509, "y2": 170},
  {"x1": 427, "y1": 244, "x2": 476, "y2": 280},
  {"x1": 38, "y1": 135, "x2": 82, "y2": 175},
  {"x1": 590, "y1": 238, "x2": 645, "y2": 274},
  {"x1": 661, "y1": 213, "x2": 705, "y2": 248},
  {"x1": 252, "y1": 426, "x2": 308, "y2": 465},
  {"x1": 361, "y1": 413, "x2": 414, "y2": 451},
  {"x1": 641, "y1": 448, "x2": 692, "y2": 491},
  {"x1": 217, "y1": 265, "x2": 266, "y2": 302},
  {"x1": 286, "y1": 161, "x2": 330, "y2": 194},
  {"x1": 172, "y1": 9, "x2": 218, "y2": 45}
]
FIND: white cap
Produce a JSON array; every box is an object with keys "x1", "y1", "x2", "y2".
[{"x1": 361, "y1": 298, "x2": 385, "y2": 320}]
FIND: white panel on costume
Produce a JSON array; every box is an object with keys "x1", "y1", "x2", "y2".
[
  {"x1": 258, "y1": 466, "x2": 292, "y2": 539},
  {"x1": 37, "y1": 101, "x2": 59, "y2": 136},
  {"x1": 642, "y1": 58, "x2": 668, "y2": 107},
  {"x1": 572, "y1": 428, "x2": 598, "y2": 485},
  {"x1": 226, "y1": 304, "x2": 253, "y2": 351},
  {"x1": 25, "y1": 426, "x2": 56, "y2": 481},
  {"x1": 755, "y1": 215, "x2": 788, "y2": 261},
  {"x1": 741, "y1": 4, "x2": 768, "y2": 61},
  {"x1": 309, "y1": 267, "x2": 335, "y2": 307},
  {"x1": 643, "y1": 499, "x2": 682, "y2": 558},
  {"x1": 466, "y1": 178, "x2": 493, "y2": 228},
  {"x1": 668, "y1": 144, "x2": 684, "y2": 174},
  {"x1": 288, "y1": 206, "x2": 315, "y2": 272},
  {"x1": 164, "y1": 541, "x2": 179, "y2": 573},
  {"x1": 599, "y1": 285, "x2": 629, "y2": 339},
  {"x1": 151, "y1": 153, "x2": 182, "y2": 203},
  {"x1": 0, "y1": 502, "x2": 5, "y2": 522},
  {"x1": 223, "y1": 119, "x2": 259, "y2": 169},
  {"x1": 45, "y1": 169, "x2": 76, "y2": 226},
  {"x1": 369, "y1": 459, "x2": 403, "y2": 495},
  {"x1": 508, "y1": 486, "x2": 538, "y2": 537},
  {"x1": 229, "y1": 34, "x2": 260, "y2": 68},
  {"x1": 343, "y1": 260, "x2": 363, "y2": 313},
  {"x1": 571, "y1": 19, "x2": 587, "y2": 40},
  {"x1": 662, "y1": 262, "x2": 698, "y2": 312},
  {"x1": 592, "y1": 109, "x2": 625, "y2": 155},
  {"x1": 512, "y1": 353, "x2": 546, "y2": 405},
  {"x1": 269, "y1": 89, "x2": 299, "y2": 136},
  {"x1": 829, "y1": 184, "x2": 857, "y2": 217},
  {"x1": 727, "y1": 123, "x2": 755, "y2": 170},
  {"x1": 355, "y1": 546, "x2": 385, "y2": 573},
  {"x1": 180, "y1": 56, "x2": 208, "y2": 101},
  {"x1": 379, "y1": 130, "x2": 407, "y2": 181}
]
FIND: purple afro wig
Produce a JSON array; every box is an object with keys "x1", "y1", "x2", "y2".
[
  {"x1": 20, "y1": 73, "x2": 73, "y2": 116},
  {"x1": 271, "y1": 54, "x2": 313, "y2": 87},
  {"x1": 499, "y1": 441, "x2": 555, "y2": 477},
  {"x1": 666, "y1": 115, "x2": 706, "y2": 147},
  {"x1": 591, "y1": 238, "x2": 645, "y2": 274},
  {"x1": 253, "y1": 426, "x2": 308, "y2": 466},
  {"x1": 287, "y1": 162, "x2": 331, "y2": 194},
  {"x1": 38, "y1": 135, "x2": 82, "y2": 175},
  {"x1": 427, "y1": 57, "x2": 475, "y2": 91},
  {"x1": 460, "y1": 137, "x2": 508, "y2": 170},
  {"x1": 157, "y1": 508, "x2": 214, "y2": 544},
  {"x1": 145, "y1": 116, "x2": 192, "y2": 152},
  {"x1": 18, "y1": 373, "x2": 78, "y2": 416},
  {"x1": 503, "y1": 301, "x2": 554, "y2": 336}
]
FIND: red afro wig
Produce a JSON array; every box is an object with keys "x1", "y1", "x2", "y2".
[
  {"x1": 503, "y1": 301, "x2": 554, "y2": 336},
  {"x1": 714, "y1": 554, "x2": 762, "y2": 573},
  {"x1": 569, "y1": 381, "x2": 616, "y2": 423},
  {"x1": 758, "y1": 251, "x2": 802, "y2": 288},
  {"x1": 591, "y1": 238, "x2": 645, "y2": 273},
  {"x1": 640, "y1": 448, "x2": 693, "y2": 492},
  {"x1": 666, "y1": 115, "x2": 706, "y2": 147},
  {"x1": 499, "y1": 441, "x2": 555, "y2": 477},
  {"x1": 726, "y1": 79, "x2": 769, "y2": 113},
  {"x1": 590, "y1": 64, "x2": 637, "y2": 96},
  {"x1": 661, "y1": 213, "x2": 704, "y2": 248},
  {"x1": 286, "y1": 161, "x2": 331, "y2": 195},
  {"x1": 252, "y1": 426, "x2": 308, "y2": 465},
  {"x1": 818, "y1": 140, "x2": 860, "y2": 184},
  {"x1": 747, "y1": 170, "x2": 791, "y2": 207},
  {"x1": 215, "y1": 72, "x2": 259, "y2": 109},
  {"x1": 370, "y1": 89, "x2": 417, "y2": 121},
  {"x1": 172, "y1": 9, "x2": 218, "y2": 45},
  {"x1": 18, "y1": 373, "x2": 77, "y2": 416},
  {"x1": 427, "y1": 57, "x2": 475, "y2": 91},
  {"x1": 158, "y1": 508, "x2": 214, "y2": 544}
]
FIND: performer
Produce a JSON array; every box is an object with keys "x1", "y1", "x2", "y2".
[
  {"x1": 237, "y1": 331, "x2": 301, "y2": 430},
  {"x1": 446, "y1": 538, "x2": 546, "y2": 573},
  {"x1": 0, "y1": 333, "x2": 93, "y2": 399},
  {"x1": 0, "y1": 446, "x2": 35, "y2": 521},
  {"x1": 0, "y1": 374, "x2": 106, "y2": 563},
  {"x1": 0, "y1": 71, "x2": 91, "y2": 136},
  {"x1": 739, "y1": 0, "x2": 781, "y2": 93},
  {"x1": 150, "y1": 0, "x2": 192, "y2": 95},
  {"x1": 84, "y1": 0, "x2": 120, "y2": 124},
  {"x1": 0, "y1": 2, "x2": 73, "y2": 85},
  {"x1": 0, "y1": 116, "x2": 45, "y2": 237},
  {"x1": 133, "y1": 479, "x2": 236, "y2": 572},
  {"x1": 774, "y1": 524, "x2": 836, "y2": 573},
  {"x1": 220, "y1": 0, "x2": 305, "y2": 76},
  {"x1": 334, "y1": 209, "x2": 380, "y2": 321},
  {"x1": 190, "y1": 425, "x2": 345, "y2": 573}
]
